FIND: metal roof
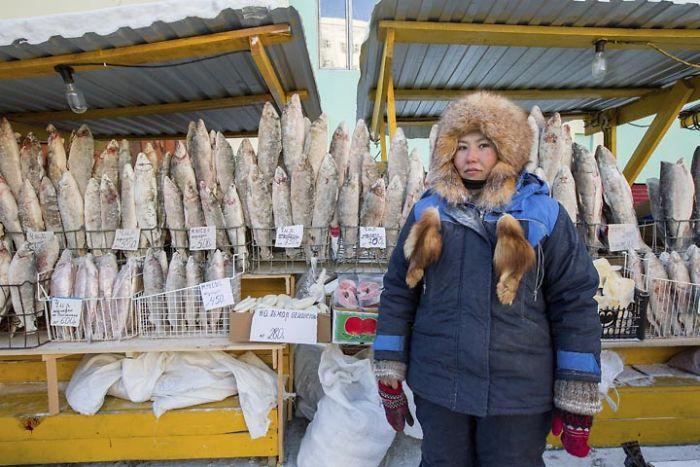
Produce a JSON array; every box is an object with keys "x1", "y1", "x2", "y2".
[
  {"x1": 356, "y1": 0, "x2": 700, "y2": 138},
  {"x1": 0, "y1": 5, "x2": 321, "y2": 138}
]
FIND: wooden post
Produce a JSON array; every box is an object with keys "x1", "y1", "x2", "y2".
[
  {"x1": 276, "y1": 347, "x2": 285, "y2": 466},
  {"x1": 370, "y1": 29, "x2": 395, "y2": 140},
  {"x1": 379, "y1": 119, "x2": 387, "y2": 162},
  {"x1": 603, "y1": 123, "x2": 617, "y2": 156},
  {"x1": 43, "y1": 355, "x2": 61, "y2": 415},
  {"x1": 387, "y1": 73, "x2": 397, "y2": 140}
]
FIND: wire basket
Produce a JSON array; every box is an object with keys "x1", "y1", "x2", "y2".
[
  {"x1": 641, "y1": 219, "x2": 698, "y2": 254},
  {"x1": 334, "y1": 226, "x2": 398, "y2": 272},
  {"x1": 599, "y1": 288, "x2": 649, "y2": 340},
  {"x1": 40, "y1": 269, "x2": 141, "y2": 342},
  {"x1": 0, "y1": 279, "x2": 50, "y2": 349},
  {"x1": 135, "y1": 274, "x2": 241, "y2": 338},
  {"x1": 247, "y1": 227, "x2": 334, "y2": 273},
  {"x1": 639, "y1": 271, "x2": 700, "y2": 338}
]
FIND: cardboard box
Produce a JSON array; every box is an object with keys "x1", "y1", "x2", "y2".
[
  {"x1": 229, "y1": 311, "x2": 331, "y2": 343},
  {"x1": 332, "y1": 310, "x2": 377, "y2": 345}
]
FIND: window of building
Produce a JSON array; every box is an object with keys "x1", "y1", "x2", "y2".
[{"x1": 319, "y1": 0, "x2": 373, "y2": 70}]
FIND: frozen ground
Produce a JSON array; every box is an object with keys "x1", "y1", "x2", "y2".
[{"x1": 33, "y1": 417, "x2": 700, "y2": 467}]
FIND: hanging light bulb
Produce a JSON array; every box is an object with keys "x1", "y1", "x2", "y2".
[
  {"x1": 55, "y1": 65, "x2": 88, "y2": 114},
  {"x1": 591, "y1": 40, "x2": 608, "y2": 82}
]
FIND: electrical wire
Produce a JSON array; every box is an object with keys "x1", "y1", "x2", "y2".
[
  {"x1": 645, "y1": 42, "x2": 700, "y2": 70},
  {"x1": 63, "y1": 50, "x2": 243, "y2": 70}
]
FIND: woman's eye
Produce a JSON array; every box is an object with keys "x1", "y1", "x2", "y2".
[
  {"x1": 479, "y1": 143, "x2": 491, "y2": 150},
  {"x1": 458, "y1": 145, "x2": 468, "y2": 151}
]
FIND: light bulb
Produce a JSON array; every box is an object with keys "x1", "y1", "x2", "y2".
[
  {"x1": 591, "y1": 40, "x2": 608, "y2": 82},
  {"x1": 55, "y1": 65, "x2": 88, "y2": 114},
  {"x1": 65, "y1": 83, "x2": 87, "y2": 114}
]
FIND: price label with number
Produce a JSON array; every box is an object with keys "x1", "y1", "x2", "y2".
[
  {"x1": 112, "y1": 228, "x2": 141, "y2": 250},
  {"x1": 50, "y1": 298, "x2": 82, "y2": 327},
  {"x1": 275, "y1": 225, "x2": 303, "y2": 248},
  {"x1": 607, "y1": 224, "x2": 640, "y2": 252},
  {"x1": 359, "y1": 227, "x2": 386, "y2": 249},
  {"x1": 250, "y1": 307, "x2": 318, "y2": 344},
  {"x1": 199, "y1": 279, "x2": 235, "y2": 311},
  {"x1": 27, "y1": 230, "x2": 54, "y2": 245},
  {"x1": 189, "y1": 226, "x2": 217, "y2": 251}
]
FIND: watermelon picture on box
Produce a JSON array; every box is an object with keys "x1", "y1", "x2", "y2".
[{"x1": 332, "y1": 310, "x2": 378, "y2": 345}]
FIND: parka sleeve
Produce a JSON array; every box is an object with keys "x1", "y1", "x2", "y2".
[
  {"x1": 542, "y1": 207, "x2": 602, "y2": 384},
  {"x1": 373, "y1": 208, "x2": 422, "y2": 364}
]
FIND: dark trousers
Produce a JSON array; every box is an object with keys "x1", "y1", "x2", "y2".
[{"x1": 415, "y1": 395, "x2": 552, "y2": 467}]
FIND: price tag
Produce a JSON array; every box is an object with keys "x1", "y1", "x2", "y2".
[
  {"x1": 275, "y1": 225, "x2": 303, "y2": 248},
  {"x1": 27, "y1": 230, "x2": 54, "y2": 245},
  {"x1": 250, "y1": 307, "x2": 318, "y2": 344},
  {"x1": 50, "y1": 298, "x2": 82, "y2": 327},
  {"x1": 112, "y1": 228, "x2": 141, "y2": 250},
  {"x1": 607, "y1": 224, "x2": 640, "y2": 252},
  {"x1": 359, "y1": 227, "x2": 386, "y2": 249},
  {"x1": 189, "y1": 226, "x2": 216, "y2": 251},
  {"x1": 199, "y1": 279, "x2": 235, "y2": 311}
]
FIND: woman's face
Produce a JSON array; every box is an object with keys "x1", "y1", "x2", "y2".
[{"x1": 453, "y1": 131, "x2": 498, "y2": 181}]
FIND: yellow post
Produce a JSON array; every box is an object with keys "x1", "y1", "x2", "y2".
[
  {"x1": 387, "y1": 73, "x2": 397, "y2": 140},
  {"x1": 603, "y1": 123, "x2": 617, "y2": 156},
  {"x1": 379, "y1": 119, "x2": 387, "y2": 162},
  {"x1": 622, "y1": 80, "x2": 693, "y2": 183},
  {"x1": 370, "y1": 29, "x2": 395, "y2": 140},
  {"x1": 249, "y1": 35, "x2": 289, "y2": 109}
]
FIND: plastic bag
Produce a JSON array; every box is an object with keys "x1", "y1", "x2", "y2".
[
  {"x1": 599, "y1": 350, "x2": 624, "y2": 411},
  {"x1": 297, "y1": 345, "x2": 396, "y2": 467},
  {"x1": 294, "y1": 344, "x2": 326, "y2": 420},
  {"x1": 403, "y1": 384, "x2": 423, "y2": 440},
  {"x1": 667, "y1": 348, "x2": 700, "y2": 376},
  {"x1": 66, "y1": 354, "x2": 123, "y2": 415},
  {"x1": 151, "y1": 352, "x2": 237, "y2": 418}
]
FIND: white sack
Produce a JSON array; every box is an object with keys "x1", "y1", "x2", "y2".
[
  {"x1": 66, "y1": 354, "x2": 123, "y2": 415},
  {"x1": 297, "y1": 345, "x2": 395, "y2": 467},
  {"x1": 122, "y1": 352, "x2": 170, "y2": 402}
]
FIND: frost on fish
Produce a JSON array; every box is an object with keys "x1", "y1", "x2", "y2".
[
  {"x1": 257, "y1": 102, "x2": 282, "y2": 185},
  {"x1": 560, "y1": 124, "x2": 573, "y2": 170},
  {"x1": 57, "y1": 171, "x2": 86, "y2": 250},
  {"x1": 50, "y1": 249, "x2": 75, "y2": 340},
  {"x1": 0, "y1": 176, "x2": 24, "y2": 250},
  {"x1": 144, "y1": 248, "x2": 166, "y2": 334},
  {"x1": 349, "y1": 120, "x2": 369, "y2": 193},
  {"x1": 337, "y1": 172, "x2": 360, "y2": 258},
  {"x1": 204, "y1": 249, "x2": 227, "y2": 332},
  {"x1": 644, "y1": 252, "x2": 668, "y2": 337},
  {"x1": 0, "y1": 118, "x2": 23, "y2": 199},
  {"x1": 134, "y1": 153, "x2": 160, "y2": 246},
  {"x1": 9, "y1": 244, "x2": 38, "y2": 332},
  {"x1": 223, "y1": 182, "x2": 248, "y2": 265},
  {"x1": 97, "y1": 253, "x2": 119, "y2": 338},
  {"x1": 403, "y1": 148, "x2": 425, "y2": 226},
  {"x1": 361, "y1": 151, "x2": 380, "y2": 203},
  {"x1": 187, "y1": 120, "x2": 216, "y2": 192},
  {"x1": 538, "y1": 113, "x2": 563, "y2": 185},
  {"x1": 46, "y1": 125, "x2": 68, "y2": 186},
  {"x1": 360, "y1": 179, "x2": 386, "y2": 227},
  {"x1": 100, "y1": 175, "x2": 121, "y2": 248},
  {"x1": 306, "y1": 113, "x2": 329, "y2": 179},
  {"x1": 551, "y1": 166, "x2": 578, "y2": 223},
  {"x1": 428, "y1": 124, "x2": 439, "y2": 168},
  {"x1": 120, "y1": 163, "x2": 138, "y2": 231},
  {"x1": 525, "y1": 115, "x2": 539, "y2": 172},
  {"x1": 214, "y1": 132, "x2": 236, "y2": 197},
  {"x1": 170, "y1": 141, "x2": 197, "y2": 196},
  {"x1": 18, "y1": 179, "x2": 45, "y2": 234},
  {"x1": 200, "y1": 181, "x2": 229, "y2": 251},
  {"x1": 387, "y1": 128, "x2": 409, "y2": 196},
  {"x1": 572, "y1": 143, "x2": 603, "y2": 249},
  {"x1": 660, "y1": 159, "x2": 694, "y2": 251},
  {"x1": 310, "y1": 154, "x2": 338, "y2": 257},
  {"x1": 246, "y1": 166, "x2": 274, "y2": 260},
  {"x1": 20, "y1": 133, "x2": 45, "y2": 194},
  {"x1": 84, "y1": 178, "x2": 102, "y2": 250},
  {"x1": 384, "y1": 175, "x2": 405, "y2": 255},
  {"x1": 596, "y1": 145, "x2": 637, "y2": 226},
  {"x1": 165, "y1": 251, "x2": 187, "y2": 329},
  {"x1": 282, "y1": 94, "x2": 306, "y2": 173},
  {"x1": 234, "y1": 138, "x2": 256, "y2": 227},
  {"x1": 330, "y1": 122, "x2": 350, "y2": 188},
  {"x1": 272, "y1": 167, "x2": 294, "y2": 258},
  {"x1": 185, "y1": 256, "x2": 203, "y2": 330},
  {"x1": 93, "y1": 140, "x2": 120, "y2": 190},
  {"x1": 75, "y1": 253, "x2": 100, "y2": 340},
  {"x1": 67, "y1": 124, "x2": 95, "y2": 197},
  {"x1": 163, "y1": 176, "x2": 188, "y2": 251}
]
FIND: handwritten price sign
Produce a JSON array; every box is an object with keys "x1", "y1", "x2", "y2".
[
  {"x1": 199, "y1": 279, "x2": 235, "y2": 311},
  {"x1": 359, "y1": 227, "x2": 386, "y2": 249},
  {"x1": 250, "y1": 307, "x2": 317, "y2": 344},
  {"x1": 189, "y1": 226, "x2": 216, "y2": 251},
  {"x1": 275, "y1": 225, "x2": 303, "y2": 248},
  {"x1": 50, "y1": 298, "x2": 82, "y2": 327},
  {"x1": 607, "y1": 224, "x2": 641, "y2": 252},
  {"x1": 112, "y1": 228, "x2": 141, "y2": 250}
]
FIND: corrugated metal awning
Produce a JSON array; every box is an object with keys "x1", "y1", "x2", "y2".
[
  {"x1": 356, "y1": 0, "x2": 700, "y2": 138},
  {"x1": 0, "y1": 3, "x2": 321, "y2": 139}
]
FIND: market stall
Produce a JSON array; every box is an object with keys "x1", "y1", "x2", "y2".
[
  {"x1": 354, "y1": 0, "x2": 700, "y2": 448},
  {"x1": 0, "y1": 2, "x2": 325, "y2": 465}
]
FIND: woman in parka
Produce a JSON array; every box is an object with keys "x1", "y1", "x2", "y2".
[{"x1": 373, "y1": 92, "x2": 602, "y2": 466}]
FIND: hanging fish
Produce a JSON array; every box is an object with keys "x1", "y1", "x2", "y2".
[
  {"x1": 596, "y1": 145, "x2": 637, "y2": 225},
  {"x1": 310, "y1": 154, "x2": 339, "y2": 255},
  {"x1": 384, "y1": 175, "x2": 405, "y2": 254},
  {"x1": 165, "y1": 251, "x2": 187, "y2": 330},
  {"x1": 387, "y1": 128, "x2": 409, "y2": 196},
  {"x1": 18, "y1": 179, "x2": 45, "y2": 234},
  {"x1": 572, "y1": 143, "x2": 603, "y2": 249},
  {"x1": 234, "y1": 138, "x2": 256, "y2": 226},
  {"x1": 282, "y1": 94, "x2": 306, "y2": 173},
  {"x1": 67, "y1": 124, "x2": 95, "y2": 197},
  {"x1": 187, "y1": 120, "x2": 217, "y2": 192},
  {"x1": 204, "y1": 250, "x2": 227, "y2": 332},
  {"x1": 75, "y1": 253, "x2": 100, "y2": 340},
  {"x1": 120, "y1": 163, "x2": 138, "y2": 231},
  {"x1": 257, "y1": 102, "x2": 282, "y2": 185},
  {"x1": 46, "y1": 125, "x2": 68, "y2": 186},
  {"x1": 93, "y1": 140, "x2": 120, "y2": 189},
  {"x1": 525, "y1": 115, "x2": 540, "y2": 172},
  {"x1": 50, "y1": 249, "x2": 75, "y2": 340},
  {"x1": 222, "y1": 182, "x2": 247, "y2": 264},
  {"x1": 8, "y1": 244, "x2": 38, "y2": 332},
  {"x1": 291, "y1": 158, "x2": 315, "y2": 249},
  {"x1": 360, "y1": 179, "x2": 386, "y2": 227},
  {"x1": 214, "y1": 132, "x2": 236, "y2": 197},
  {"x1": 185, "y1": 256, "x2": 203, "y2": 330},
  {"x1": 19, "y1": 133, "x2": 45, "y2": 194},
  {"x1": 306, "y1": 113, "x2": 329, "y2": 179},
  {"x1": 560, "y1": 124, "x2": 573, "y2": 170},
  {"x1": 200, "y1": 182, "x2": 229, "y2": 251},
  {"x1": 97, "y1": 253, "x2": 118, "y2": 338},
  {"x1": 100, "y1": 175, "x2": 121, "y2": 249},
  {"x1": 361, "y1": 151, "x2": 380, "y2": 202},
  {"x1": 39, "y1": 177, "x2": 64, "y2": 246},
  {"x1": 163, "y1": 176, "x2": 187, "y2": 251},
  {"x1": 330, "y1": 121, "x2": 350, "y2": 188},
  {"x1": 56, "y1": 171, "x2": 86, "y2": 250},
  {"x1": 0, "y1": 118, "x2": 23, "y2": 199},
  {"x1": 144, "y1": 248, "x2": 165, "y2": 334},
  {"x1": 402, "y1": 148, "x2": 425, "y2": 225},
  {"x1": 338, "y1": 172, "x2": 360, "y2": 258},
  {"x1": 538, "y1": 113, "x2": 563, "y2": 185},
  {"x1": 84, "y1": 178, "x2": 102, "y2": 251},
  {"x1": 0, "y1": 176, "x2": 23, "y2": 250},
  {"x1": 170, "y1": 141, "x2": 197, "y2": 196},
  {"x1": 134, "y1": 153, "x2": 160, "y2": 246},
  {"x1": 118, "y1": 139, "x2": 132, "y2": 181},
  {"x1": 551, "y1": 166, "x2": 578, "y2": 223},
  {"x1": 349, "y1": 120, "x2": 369, "y2": 193},
  {"x1": 660, "y1": 159, "x2": 694, "y2": 251},
  {"x1": 246, "y1": 166, "x2": 275, "y2": 260}
]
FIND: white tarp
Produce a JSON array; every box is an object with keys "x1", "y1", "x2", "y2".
[{"x1": 0, "y1": 0, "x2": 286, "y2": 46}]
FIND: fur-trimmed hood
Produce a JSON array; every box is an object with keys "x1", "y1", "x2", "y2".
[{"x1": 427, "y1": 92, "x2": 532, "y2": 210}]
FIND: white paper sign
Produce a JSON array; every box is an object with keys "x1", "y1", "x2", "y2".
[
  {"x1": 50, "y1": 298, "x2": 82, "y2": 327},
  {"x1": 275, "y1": 225, "x2": 303, "y2": 248},
  {"x1": 250, "y1": 307, "x2": 318, "y2": 344},
  {"x1": 112, "y1": 228, "x2": 141, "y2": 250},
  {"x1": 359, "y1": 227, "x2": 386, "y2": 249},
  {"x1": 189, "y1": 226, "x2": 216, "y2": 251},
  {"x1": 607, "y1": 224, "x2": 641, "y2": 252},
  {"x1": 199, "y1": 279, "x2": 235, "y2": 311},
  {"x1": 27, "y1": 230, "x2": 54, "y2": 245}
]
